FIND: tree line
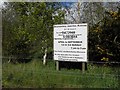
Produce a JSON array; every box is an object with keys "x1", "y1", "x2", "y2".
[{"x1": 2, "y1": 2, "x2": 120, "y2": 64}]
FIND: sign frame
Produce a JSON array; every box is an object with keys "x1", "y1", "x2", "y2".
[{"x1": 53, "y1": 23, "x2": 88, "y2": 62}]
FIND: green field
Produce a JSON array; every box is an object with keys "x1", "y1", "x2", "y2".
[{"x1": 2, "y1": 59, "x2": 120, "y2": 88}]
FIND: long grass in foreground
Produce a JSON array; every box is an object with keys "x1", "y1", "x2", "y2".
[{"x1": 2, "y1": 59, "x2": 120, "y2": 88}]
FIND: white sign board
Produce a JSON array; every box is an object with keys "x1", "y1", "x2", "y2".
[{"x1": 54, "y1": 24, "x2": 88, "y2": 62}]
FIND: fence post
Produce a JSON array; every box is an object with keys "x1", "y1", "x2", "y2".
[
  {"x1": 56, "y1": 61, "x2": 59, "y2": 71},
  {"x1": 82, "y1": 62, "x2": 85, "y2": 72}
]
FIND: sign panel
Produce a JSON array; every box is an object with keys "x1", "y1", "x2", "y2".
[{"x1": 54, "y1": 24, "x2": 88, "y2": 62}]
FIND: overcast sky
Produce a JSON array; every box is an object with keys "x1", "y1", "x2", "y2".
[
  {"x1": 0, "y1": 0, "x2": 6, "y2": 6},
  {"x1": 0, "y1": 0, "x2": 3, "y2": 9}
]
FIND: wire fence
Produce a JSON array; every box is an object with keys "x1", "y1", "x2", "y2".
[{"x1": 2, "y1": 56, "x2": 120, "y2": 63}]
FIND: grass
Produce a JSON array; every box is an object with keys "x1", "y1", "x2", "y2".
[{"x1": 2, "y1": 59, "x2": 120, "y2": 88}]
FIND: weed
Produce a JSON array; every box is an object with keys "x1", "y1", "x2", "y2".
[{"x1": 2, "y1": 60, "x2": 119, "y2": 88}]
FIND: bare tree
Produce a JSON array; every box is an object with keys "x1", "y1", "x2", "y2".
[{"x1": 64, "y1": 2, "x2": 105, "y2": 26}]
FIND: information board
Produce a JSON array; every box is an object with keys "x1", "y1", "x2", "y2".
[{"x1": 54, "y1": 24, "x2": 88, "y2": 62}]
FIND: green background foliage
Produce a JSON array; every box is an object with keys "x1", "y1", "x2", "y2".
[
  {"x1": 2, "y1": 2, "x2": 65, "y2": 63},
  {"x1": 89, "y1": 9, "x2": 120, "y2": 63},
  {"x1": 2, "y1": 2, "x2": 120, "y2": 88},
  {"x1": 2, "y1": 2, "x2": 120, "y2": 63}
]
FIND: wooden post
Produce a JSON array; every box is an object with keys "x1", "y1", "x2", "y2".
[
  {"x1": 82, "y1": 62, "x2": 85, "y2": 72},
  {"x1": 56, "y1": 61, "x2": 59, "y2": 71}
]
